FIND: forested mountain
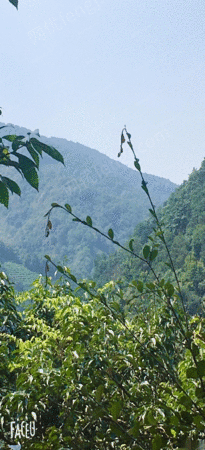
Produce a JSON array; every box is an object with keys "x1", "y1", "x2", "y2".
[
  {"x1": 93, "y1": 159, "x2": 205, "y2": 314},
  {"x1": 0, "y1": 123, "x2": 176, "y2": 292}
]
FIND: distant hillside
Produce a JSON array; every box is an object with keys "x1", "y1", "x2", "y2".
[
  {"x1": 93, "y1": 160, "x2": 205, "y2": 314},
  {"x1": 0, "y1": 122, "x2": 177, "y2": 292}
]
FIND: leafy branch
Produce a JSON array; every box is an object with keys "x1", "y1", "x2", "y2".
[
  {"x1": 0, "y1": 128, "x2": 64, "y2": 208},
  {"x1": 119, "y1": 127, "x2": 187, "y2": 322}
]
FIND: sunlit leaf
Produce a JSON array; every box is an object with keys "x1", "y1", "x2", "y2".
[{"x1": 2, "y1": 135, "x2": 17, "y2": 142}]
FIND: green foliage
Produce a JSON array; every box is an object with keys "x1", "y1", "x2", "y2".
[
  {"x1": 1, "y1": 126, "x2": 205, "y2": 449},
  {"x1": 0, "y1": 129, "x2": 64, "y2": 208},
  {"x1": 94, "y1": 158, "x2": 205, "y2": 313},
  {"x1": 0, "y1": 274, "x2": 204, "y2": 449}
]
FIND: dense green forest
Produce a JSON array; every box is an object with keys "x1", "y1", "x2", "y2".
[
  {"x1": 0, "y1": 123, "x2": 176, "y2": 293},
  {"x1": 93, "y1": 159, "x2": 205, "y2": 314}
]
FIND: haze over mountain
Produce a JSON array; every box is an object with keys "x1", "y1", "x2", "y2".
[{"x1": 0, "y1": 122, "x2": 177, "y2": 291}]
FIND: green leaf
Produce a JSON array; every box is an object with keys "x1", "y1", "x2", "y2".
[
  {"x1": 44, "y1": 255, "x2": 51, "y2": 261},
  {"x1": 137, "y1": 280, "x2": 144, "y2": 292},
  {"x1": 95, "y1": 385, "x2": 104, "y2": 402},
  {"x1": 180, "y1": 411, "x2": 192, "y2": 424},
  {"x1": 30, "y1": 138, "x2": 42, "y2": 156},
  {"x1": 195, "y1": 387, "x2": 203, "y2": 398},
  {"x1": 197, "y1": 360, "x2": 205, "y2": 377},
  {"x1": 9, "y1": 0, "x2": 18, "y2": 8},
  {"x1": 193, "y1": 414, "x2": 204, "y2": 430},
  {"x1": 134, "y1": 159, "x2": 141, "y2": 171},
  {"x1": 146, "y1": 282, "x2": 155, "y2": 290},
  {"x1": 129, "y1": 238, "x2": 134, "y2": 251},
  {"x1": 152, "y1": 435, "x2": 164, "y2": 450},
  {"x1": 121, "y1": 132, "x2": 125, "y2": 144},
  {"x1": 16, "y1": 153, "x2": 38, "y2": 190},
  {"x1": 165, "y1": 281, "x2": 174, "y2": 296},
  {"x1": 70, "y1": 274, "x2": 77, "y2": 283},
  {"x1": 12, "y1": 139, "x2": 24, "y2": 152},
  {"x1": 147, "y1": 411, "x2": 157, "y2": 425},
  {"x1": 108, "y1": 228, "x2": 114, "y2": 240},
  {"x1": 186, "y1": 367, "x2": 198, "y2": 379},
  {"x1": 65, "y1": 203, "x2": 72, "y2": 213},
  {"x1": 128, "y1": 422, "x2": 140, "y2": 438},
  {"x1": 51, "y1": 202, "x2": 60, "y2": 207},
  {"x1": 127, "y1": 141, "x2": 133, "y2": 150},
  {"x1": 57, "y1": 265, "x2": 64, "y2": 274},
  {"x1": 15, "y1": 135, "x2": 25, "y2": 140},
  {"x1": 178, "y1": 395, "x2": 192, "y2": 408},
  {"x1": 141, "y1": 180, "x2": 149, "y2": 195},
  {"x1": 118, "y1": 146, "x2": 123, "y2": 157},
  {"x1": 86, "y1": 216, "x2": 92, "y2": 227},
  {"x1": 30, "y1": 138, "x2": 64, "y2": 165},
  {"x1": 143, "y1": 245, "x2": 150, "y2": 259},
  {"x1": 2, "y1": 135, "x2": 17, "y2": 142},
  {"x1": 149, "y1": 249, "x2": 158, "y2": 261},
  {"x1": 1, "y1": 177, "x2": 21, "y2": 196},
  {"x1": 131, "y1": 280, "x2": 143, "y2": 292},
  {"x1": 110, "y1": 400, "x2": 122, "y2": 421},
  {"x1": 0, "y1": 158, "x2": 22, "y2": 175},
  {"x1": 111, "y1": 301, "x2": 121, "y2": 311},
  {"x1": 191, "y1": 343, "x2": 199, "y2": 356},
  {"x1": 0, "y1": 182, "x2": 9, "y2": 208},
  {"x1": 25, "y1": 142, "x2": 40, "y2": 168},
  {"x1": 170, "y1": 415, "x2": 179, "y2": 426},
  {"x1": 22, "y1": 166, "x2": 39, "y2": 190},
  {"x1": 73, "y1": 218, "x2": 80, "y2": 222}
]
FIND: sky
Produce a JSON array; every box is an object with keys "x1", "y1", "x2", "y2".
[{"x1": 1, "y1": 0, "x2": 205, "y2": 184}]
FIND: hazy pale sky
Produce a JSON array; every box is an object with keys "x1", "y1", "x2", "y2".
[{"x1": 1, "y1": 0, "x2": 205, "y2": 184}]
